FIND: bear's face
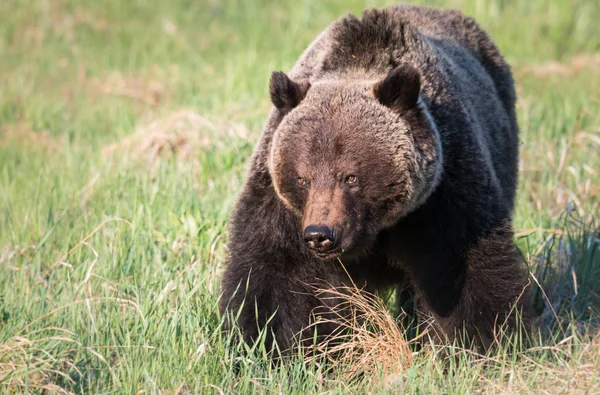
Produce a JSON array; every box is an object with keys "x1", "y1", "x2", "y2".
[{"x1": 268, "y1": 66, "x2": 442, "y2": 260}]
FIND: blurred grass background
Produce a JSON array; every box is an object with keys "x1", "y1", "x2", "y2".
[{"x1": 0, "y1": 0, "x2": 598, "y2": 392}]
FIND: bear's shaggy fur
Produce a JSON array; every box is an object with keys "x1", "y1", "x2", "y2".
[{"x1": 220, "y1": 4, "x2": 531, "y2": 355}]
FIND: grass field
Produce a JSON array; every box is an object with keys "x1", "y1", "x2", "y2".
[{"x1": 1, "y1": 0, "x2": 599, "y2": 393}]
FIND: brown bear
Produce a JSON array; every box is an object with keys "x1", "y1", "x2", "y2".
[{"x1": 220, "y1": 4, "x2": 531, "y2": 355}]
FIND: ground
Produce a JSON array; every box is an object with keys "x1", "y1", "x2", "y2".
[{"x1": 0, "y1": 0, "x2": 599, "y2": 393}]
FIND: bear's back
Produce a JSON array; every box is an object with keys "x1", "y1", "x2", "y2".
[{"x1": 291, "y1": 5, "x2": 515, "y2": 119}]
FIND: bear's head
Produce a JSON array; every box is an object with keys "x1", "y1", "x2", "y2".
[{"x1": 268, "y1": 65, "x2": 443, "y2": 260}]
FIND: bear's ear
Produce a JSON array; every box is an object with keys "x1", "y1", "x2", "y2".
[
  {"x1": 373, "y1": 64, "x2": 421, "y2": 112},
  {"x1": 269, "y1": 71, "x2": 311, "y2": 112}
]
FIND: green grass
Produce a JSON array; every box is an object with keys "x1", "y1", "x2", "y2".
[{"x1": 0, "y1": 0, "x2": 599, "y2": 392}]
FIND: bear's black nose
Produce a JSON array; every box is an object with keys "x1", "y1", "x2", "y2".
[{"x1": 303, "y1": 225, "x2": 335, "y2": 252}]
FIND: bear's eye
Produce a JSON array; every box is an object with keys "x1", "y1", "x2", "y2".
[
  {"x1": 345, "y1": 175, "x2": 358, "y2": 185},
  {"x1": 298, "y1": 177, "x2": 308, "y2": 187}
]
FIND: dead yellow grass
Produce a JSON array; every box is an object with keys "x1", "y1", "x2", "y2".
[
  {"x1": 103, "y1": 109, "x2": 250, "y2": 166},
  {"x1": 303, "y1": 284, "x2": 416, "y2": 383}
]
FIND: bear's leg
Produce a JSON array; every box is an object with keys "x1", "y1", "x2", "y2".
[
  {"x1": 396, "y1": 222, "x2": 531, "y2": 349},
  {"x1": 220, "y1": 256, "x2": 351, "y2": 356},
  {"x1": 443, "y1": 224, "x2": 530, "y2": 348}
]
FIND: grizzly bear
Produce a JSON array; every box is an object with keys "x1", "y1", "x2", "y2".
[{"x1": 220, "y1": 4, "x2": 530, "y2": 355}]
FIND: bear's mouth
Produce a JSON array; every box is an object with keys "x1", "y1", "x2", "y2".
[{"x1": 311, "y1": 247, "x2": 345, "y2": 261}]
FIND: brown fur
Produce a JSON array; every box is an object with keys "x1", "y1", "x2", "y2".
[{"x1": 220, "y1": 4, "x2": 531, "y2": 357}]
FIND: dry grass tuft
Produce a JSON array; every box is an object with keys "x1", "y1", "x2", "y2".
[
  {"x1": 303, "y1": 284, "x2": 415, "y2": 383},
  {"x1": 103, "y1": 109, "x2": 250, "y2": 167}
]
